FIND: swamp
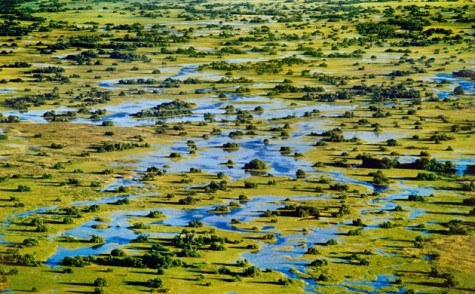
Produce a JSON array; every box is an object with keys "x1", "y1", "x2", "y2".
[{"x1": 0, "y1": 0, "x2": 474, "y2": 293}]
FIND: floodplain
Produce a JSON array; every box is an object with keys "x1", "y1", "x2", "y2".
[{"x1": 0, "y1": 0, "x2": 474, "y2": 293}]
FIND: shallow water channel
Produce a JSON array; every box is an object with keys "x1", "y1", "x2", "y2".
[{"x1": 1, "y1": 71, "x2": 474, "y2": 292}]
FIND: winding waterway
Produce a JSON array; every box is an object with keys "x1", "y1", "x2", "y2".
[{"x1": 1, "y1": 69, "x2": 474, "y2": 293}]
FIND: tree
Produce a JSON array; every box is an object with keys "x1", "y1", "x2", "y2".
[
  {"x1": 371, "y1": 170, "x2": 390, "y2": 186},
  {"x1": 453, "y1": 86, "x2": 464, "y2": 95},
  {"x1": 146, "y1": 278, "x2": 163, "y2": 288},
  {"x1": 244, "y1": 159, "x2": 267, "y2": 170},
  {"x1": 326, "y1": 239, "x2": 338, "y2": 245},
  {"x1": 386, "y1": 138, "x2": 398, "y2": 146},
  {"x1": 90, "y1": 235, "x2": 104, "y2": 243},
  {"x1": 443, "y1": 274, "x2": 458, "y2": 288},
  {"x1": 296, "y1": 169, "x2": 306, "y2": 178},
  {"x1": 310, "y1": 259, "x2": 328, "y2": 266},
  {"x1": 93, "y1": 278, "x2": 107, "y2": 287},
  {"x1": 242, "y1": 266, "x2": 260, "y2": 277}
]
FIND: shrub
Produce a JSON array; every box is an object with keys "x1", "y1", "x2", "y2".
[
  {"x1": 310, "y1": 259, "x2": 328, "y2": 266},
  {"x1": 188, "y1": 220, "x2": 203, "y2": 227},
  {"x1": 93, "y1": 278, "x2": 107, "y2": 287},
  {"x1": 306, "y1": 247, "x2": 319, "y2": 254},
  {"x1": 22, "y1": 237, "x2": 39, "y2": 247},
  {"x1": 387, "y1": 139, "x2": 398, "y2": 146},
  {"x1": 36, "y1": 225, "x2": 47, "y2": 232},
  {"x1": 380, "y1": 221, "x2": 393, "y2": 228},
  {"x1": 243, "y1": 159, "x2": 267, "y2": 170},
  {"x1": 326, "y1": 239, "x2": 338, "y2": 245},
  {"x1": 453, "y1": 86, "x2": 464, "y2": 95},
  {"x1": 242, "y1": 266, "x2": 260, "y2": 277},
  {"x1": 370, "y1": 170, "x2": 390, "y2": 186},
  {"x1": 416, "y1": 173, "x2": 438, "y2": 181},
  {"x1": 90, "y1": 235, "x2": 104, "y2": 243},
  {"x1": 359, "y1": 258, "x2": 370, "y2": 266},
  {"x1": 147, "y1": 211, "x2": 163, "y2": 218},
  {"x1": 17, "y1": 185, "x2": 31, "y2": 192},
  {"x1": 179, "y1": 196, "x2": 196, "y2": 205},
  {"x1": 244, "y1": 181, "x2": 258, "y2": 188},
  {"x1": 443, "y1": 274, "x2": 458, "y2": 288},
  {"x1": 408, "y1": 194, "x2": 425, "y2": 202},
  {"x1": 91, "y1": 181, "x2": 101, "y2": 188},
  {"x1": 296, "y1": 169, "x2": 306, "y2": 178}
]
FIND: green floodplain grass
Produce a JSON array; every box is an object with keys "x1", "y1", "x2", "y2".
[{"x1": 0, "y1": 0, "x2": 474, "y2": 293}]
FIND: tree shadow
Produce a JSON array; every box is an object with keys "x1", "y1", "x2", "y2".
[
  {"x1": 187, "y1": 269, "x2": 218, "y2": 274},
  {"x1": 130, "y1": 270, "x2": 156, "y2": 275},
  {"x1": 408, "y1": 281, "x2": 444, "y2": 287},
  {"x1": 1, "y1": 290, "x2": 39, "y2": 293},
  {"x1": 150, "y1": 201, "x2": 180, "y2": 205},
  {"x1": 123, "y1": 281, "x2": 148, "y2": 287},
  {"x1": 427, "y1": 211, "x2": 468, "y2": 216},
  {"x1": 210, "y1": 277, "x2": 236, "y2": 282},
  {"x1": 430, "y1": 201, "x2": 461, "y2": 206},
  {"x1": 212, "y1": 262, "x2": 240, "y2": 267},
  {"x1": 169, "y1": 277, "x2": 198, "y2": 281},
  {"x1": 251, "y1": 280, "x2": 282, "y2": 285},
  {"x1": 396, "y1": 269, "x2": 428, "y2": 275},
  {"x1": 59, "y1": 282, "x2": 93, "y2": 286},
  {"x1": 7, "y1": 229, "x2": 33, "y2": 233}
]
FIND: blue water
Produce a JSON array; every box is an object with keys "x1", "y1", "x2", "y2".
[
  {"x1": 0, "y1": 71, "x2": 470, "y2": 293},
  {"x1": 45, "y1": 195, "x2": 318, "y2": 266},
  {"x1": 432, "y1": 73, "x2": 475, "y2": 98}
]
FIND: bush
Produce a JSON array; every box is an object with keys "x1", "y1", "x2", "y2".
[
  {"x1": 244, "y1": 159, "x2": 267, "y2": 170},
  {"x1": 359, "y1": 258, "x2": 370, "y2": 266},
  {"x1": 296, "y1": 169, "x2": 306, "y2": 178},
  {"x1": 188, "y1": 220, "x2": 203, "y2": 227},
  {"x1": 147, "y1": 211, "x2": 163, "y2": 218},
  {"x1": 310, "y1": 259, "x2": 328, "y2": 266},
  {"x1": 146, "y1": 278, "x2": 163, "y2": 288},
  {"x1": 61, "y1": 256, "x2": 91, "y2": 267},
  {"x1": 416, "y1": 173, "x2": 438, "y2": 181},
  {"x1": 90, "y1": 235, "x2": 104, "y2": 243},
  {"x1": 326, "y1": 239, "x2": 338, "y2": 245},
  {"x1": 380, "y1": 221, "x2": 393, "y2": 228},
  {"x1": 242, "y1": 266, "x2": 260, "y2": 277},
  {"x1": 22, "y1": 237, "x2": 39, "y2": 247},
  {"x1": 17, "y1": 185, "x2": 31, "y2": 192},
  {"x1": 93, "y1": 278, "x2": 107, "y2": 287},
  {"x1": 63, "y1": 216, "x2": 74, "y2": 224},
  {"x1": 370, "y1": 170, "x2": 390, "y2": 186},
  {"x1": 447, "y1": 219, "x2": 467, "y2": 235},
  {"x1": 91, "y1": 181, "x2": 101, "y2": 188},
  {"x1": 443, "y1": 274, "x2": 458, "y2": 288},
  {"x1": 408, "y1": 194, "x2": 425, "y2": 202},
  {"x1": 453, "y1": 86, "x2": 464, "y2": 95},
  {"x1": 132, "y1": 222, "x2": 150, "y2": 229},
  {"x1": 179, "y1": 196, "x2": 196, "y2": 205},
  {"x1": 244, "y1": 181, "x2": 258, "y2": 188},
  {"x1": 102, "y1": 121, "x2": 114, "y2": 126},
  {"x1": 53, "y1": 162, "x2": 64, "y2": 169},
  {"x1": 278, "y1": 278, "x2": 293, "y2": 286},
  {"x1": 386, "y1": 139, "x2": 398, "y2": 146},
  {"x1": 394, "y1": 205, "x2": 404, "y2": 212},
  {"x1": 36, "y1": 225, "x2": 47, "y2": 232}
]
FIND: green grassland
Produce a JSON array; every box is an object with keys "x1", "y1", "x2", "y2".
[{"x1": 0, "y1": 0, "x2": 474, "y2": 293}]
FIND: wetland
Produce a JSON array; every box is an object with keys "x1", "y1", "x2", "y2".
[{"x1": 0, "y1": 0, "x2": 474, "y2": 293}]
